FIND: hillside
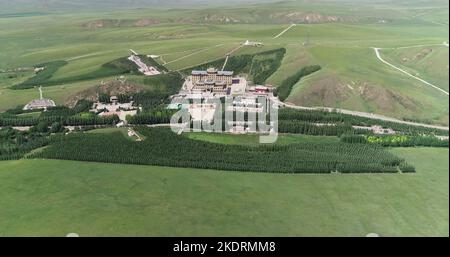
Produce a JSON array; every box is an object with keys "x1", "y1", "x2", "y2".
[
  {"x1": 0, "y1": 0, "x2": 276, "y2": 14},
  {"x1": 0, "y1": 0, "x2": 448, "y2": 124},
  {"x1": 0, "y1": 0, "x2": 449, "y2": 239},
  {"x1": 381, "y1": 45, "x2": 449, "y2": 92}
]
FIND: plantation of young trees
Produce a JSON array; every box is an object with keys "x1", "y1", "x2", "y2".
[
  {"x1": 127, "y1": 109, "x2": 176, "y2": 124},
  {"x1": 278, "y1": 120, "x2": 360, "y2": 136},
  {"x1": 31, "y1": 127, "x2": 410, "y2": 173}
]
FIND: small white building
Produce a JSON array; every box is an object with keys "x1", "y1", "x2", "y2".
[{"x1": 243, "y1": 40, "x2": 263, "y2": 47}]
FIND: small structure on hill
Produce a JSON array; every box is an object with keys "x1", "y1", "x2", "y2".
[
  {"x1": 243, "y1": 40, "x2": 263, "y2": 47},
  {"x1": 23, "y1": 86, "x2": 56, "y2": 110}
]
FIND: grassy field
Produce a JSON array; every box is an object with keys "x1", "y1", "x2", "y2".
[
  {"x1": 0, "y1": 77, "x2": 113, "y2": 111},
  {"x1": 0, "y1": 0, "x2": 448, "y2": 238},
  {"x1": 185, "y1": 132, "x2": 340, "y2": 145},
  {"x1": 381, "y1": 45, "x2": 449, "y2": 91},
  {"x1": 0, "y1": 1, "x2": 448, "y2": 124},
  {"x1": 0, "y1": 147, "x2": 447, "y2": 236},
  {"x1": 87, "y1": 127, "x2": 144, "y2": 141}
]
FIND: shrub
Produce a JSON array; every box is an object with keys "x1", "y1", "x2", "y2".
[{"x1": 399, "y1": 163, "x2": 416, "y2": 173}]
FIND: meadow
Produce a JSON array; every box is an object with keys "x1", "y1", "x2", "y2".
[
  {"x1": 381, "y1": 45, "x2": 449, "y2": 92},
  {"x1": 0, "y1": 0, "x2": 448, "y2": 237},
  {"x1": 184, "y1": 132, "x2": 340, "y2": 145},
  {"x1": 0, "y1": 0, "x2": 448, "y2": 124},
  {"x1": 0, "y1": 147, "x2": 447, "y2": 236}
]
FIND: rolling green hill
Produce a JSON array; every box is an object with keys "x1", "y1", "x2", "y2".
[
  {"x1": 0, "y1": 0, "x2": 448, "y2": 238},
  {"x1": 0, "y1": 0, "x2": 448, "y2": 124},
  {"x1": 381, "y1": 45, "x2": 449, "y2": 92}
]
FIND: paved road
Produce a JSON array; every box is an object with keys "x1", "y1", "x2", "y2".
[
  {"x1": 147, "y1": 101, "x2": 449, "y2": 131},
  {"x1": 275, "y1": 100, "x2": 449, "y2": 131},
  {"x1": 373, "y1": 47, "x2": 449, "y2": 96}
]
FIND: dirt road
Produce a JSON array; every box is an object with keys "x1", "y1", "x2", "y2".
[
  {"x1": 373, "y1": 47, "x2": 449, "y2": 96},
  {"x1": 273, "y1": 24, "x2": 296, "y2": 39},
  {"x1": 165, "y1": 44, "x2": 225, "y2": 65}
]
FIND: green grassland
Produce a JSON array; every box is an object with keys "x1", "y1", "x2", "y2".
[
  {"x1": 0, "y1": 146, "x2": 447, "y2": 236},
  {"x1": 0, "y1": 0, "x2": 448, "y2": 237},
  {"x1": 286, "y1": 45, "x2": 449, "y2": 125},
  {"x1": 185, "y1": 132, "x2": 340, "y2": 145},
  {"x1": 0, "y1": 77, "x2": 112, "y2": 111},
  {"x1": 381, "y1": 45, "x2": 449, "y2": 91},
  {"x1": 0, "y1": 1, "x2": 448, "y2": 124}
]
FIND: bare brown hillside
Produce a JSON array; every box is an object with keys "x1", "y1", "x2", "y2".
[{"x1": 65, "y1": 81, "x2": 145, "y2": 107}]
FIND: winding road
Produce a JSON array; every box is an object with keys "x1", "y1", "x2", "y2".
[
  {"x1": 275, "y1": 100, "x2": 449, "y2": 131},
  {"x1": 373, "y1": 47, "x2": 449, "y2": 96}
]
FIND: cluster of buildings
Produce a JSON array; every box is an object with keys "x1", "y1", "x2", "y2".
[
  {"x1": 353, "y1": 125, "x2": 396, "y2": 135},
  {"x1": 93, "y1": 96, "x2": 140, "y2": 125},
  {"x1": 169, "y1": 67, "x2": 277, "y2": 134},
  {"x1": 182, "y1": 67, "x2": 273, "y2": 97}
]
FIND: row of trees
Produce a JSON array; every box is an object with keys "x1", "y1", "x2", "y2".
[
  {"x1": 0, "y1": 113, "x2": 119, "y2": 126},
  {"x1": 65, "y1": 115, "x2": 119, "y2": 126},
  {"x1": 31, "y1": 127, "x2": 409, "y2": 174},
  {"x1": 249, "y1": 48, "x2": 286, "y2": 84},
  {"x1": 277, "y1": 65, "x2": 322, "y2": 101},
  {"x1": 127, "y1": 109, "x2": 176, "y2": 124},
  {"x1": 12, "y1": 56, "x2": 141, "y2": 90},
  {"x1": 278, "y1": 120, "x2": 360, "y2": 136},
  {"x1": 98, "y1": 93, "x2": 132, "y2": 104},
  {"x1": 278, "y1": 108, "x2": 448, "y2": 136}
]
